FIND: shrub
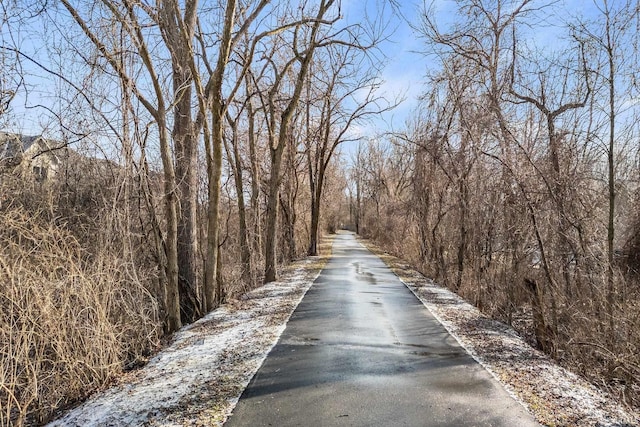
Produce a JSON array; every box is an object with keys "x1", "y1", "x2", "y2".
[{"x1": 0, "y1": 207, "x2": 160, "y2": 426}]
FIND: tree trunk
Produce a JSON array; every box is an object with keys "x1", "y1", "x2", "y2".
[
  {"x1": 606, "y1": 23, "x2": 616, "y2": 336},
  {"x1": 280, "y1": 193, "x2": 296, "y2": 262},
  {"x1": 455, "y1": 177, "x2": 468, "y2": 292},
  {"x1": 524, "y1": 278, "x2": 554, "y2": 355},
  {"x1": 203, "y1": 0, "x2": 236, "y2": 310},
  {"x1": 159, "y1": 123, "x2": 182, "y2": 333},
  {"x1": 216, "y1": 237, "x2": 226, "y2": 304},
  {"x1": 247, "y1": 97, "x2": 263, "y2": 259},
  {"x1": 158, "y1": 0, "x2": 201, "y2": 324},
  {"x1": 173, "y1": 74, "x2": 200, "y2": 324},
  {"x1": 264, "y1": 143, "x2": 284, "y2": 282},
  {"x1": 226, "y1": 115, "x2": 253, "y2": 287},
  {"x1": 204, "y1": 99, "x2": 224, "y2": 311},
  {"x1": 308, "y1": 197, "x2": 319, "y2": 256},
  {"x1": 308, "y1": 168, "x2": 324, "y2": 256},
  {"x1": 262, "y1": 0, "x2": 336, "y2": 283}
]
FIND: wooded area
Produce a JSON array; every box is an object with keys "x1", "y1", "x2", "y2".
[
  {"x1": 352, "y1": 0, "x2": 640, "y2": 413},
  {"x1": 0, "y1": 1, "x2": 387, "y2": 424},
  {"x1": 2, "y1": 0, "x2": 640, "y2": 425}
]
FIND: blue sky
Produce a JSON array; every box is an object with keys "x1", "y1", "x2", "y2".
[
  {"x1": 3, "y1": 1, "x2": 425, "y2": 138},
  {"x1": 2, "y1": 0, "x2": 625, "y2": 139},
  {"x1": 339, "y1": 0, "x2": 426, "y2": 134},
  {"x1": 337, "y1": 0, "x2": 628, "y2": 138}
]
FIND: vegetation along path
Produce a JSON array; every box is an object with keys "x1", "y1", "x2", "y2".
[{"x1": 225, "y1": 232, "x2": 539, "y2": 426}]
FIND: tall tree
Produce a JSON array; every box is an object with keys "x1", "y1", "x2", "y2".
[
  {"x1": 60, "y1": 0, "x2": 183, "y2": 332},
  {"x1": 158, "y1": 0, "x2": 201, "y2": 324},
  {"x1": 168, "y1": 0, "x2": 270, "y2": 310},
  {"x1": 262, "y1": 0, "x2": 340, "y2": 283},
  {"x1": 574, "y1": 0, "x2": 638, "y2": 334},
  {"x1": 223, "y1": 99, "x2": 254, "y2": 287},
  {"x1": 306, "y1": 42, "x2": 389, "y2": 255}
]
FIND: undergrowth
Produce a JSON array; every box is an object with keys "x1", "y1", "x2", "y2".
[{"x1": 0, "y1": 206, "x2": 160, "y2": 426}]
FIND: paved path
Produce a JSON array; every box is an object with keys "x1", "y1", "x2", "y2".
[{"x1": 225, "y1": 233, "x2": 538, "y2": 426}]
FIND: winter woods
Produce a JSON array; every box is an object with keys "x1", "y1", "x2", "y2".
[
  {"x1": 0, "y1": 1, "x2": 385, "y2": 424},
  {"x1": 353, "y1": 0, "x2": 640, "y2": 409},
  {"x1": 4, "y1": 0, "x2": 640, "y2": 424}
]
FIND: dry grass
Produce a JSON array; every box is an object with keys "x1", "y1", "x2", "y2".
[{"x1": 0, "y1": 206, "x2": 160, "y2": 426}]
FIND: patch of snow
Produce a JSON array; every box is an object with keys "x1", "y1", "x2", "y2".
[
  {"x1": 394, "y1": 267, "x2": 640, "y2": 427},
  {"x1": 47, "y1": 259, "x2": 322, "y2": 427}
]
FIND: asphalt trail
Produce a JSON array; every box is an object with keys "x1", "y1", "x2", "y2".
[{"x1": 225, "y1": 232, "x2": 539, "y2": 426}]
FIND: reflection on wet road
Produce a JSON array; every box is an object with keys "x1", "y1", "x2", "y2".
[{"x1": 226, "y1": 232, "x2": 539, "y2": 427}]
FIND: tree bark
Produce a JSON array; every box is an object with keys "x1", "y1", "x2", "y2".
[
  {"x1": 605, "y1": 10, "x2": 616, "y2": 335},
  {"x1": 264, "y1": 142, "x2": 285, "y2": 282},
  {"x1": 173, "y1": 66, "x2": 200, "y2": 323},
  {"x1": 157, "y1": 0, "x2": 200, "y2": 324},
  {"x1": 247, "y1": 95, "x2": 263, "y2": 259},
  {"x1": 203, "y1": 0, "x2": 236, "y2": 310},
  {"x1": 225, "y1": 111, "x2": 253, "y2": 287},
  {"x1": 159, "y1": 123, "x2": 182, "y2": 333}
]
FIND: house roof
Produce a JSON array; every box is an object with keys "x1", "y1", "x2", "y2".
[
  {"x1": 0, "y1": 133, "x2": 36, "y2": 158},
  {"x1": 0, "y1": 132, "x2": 60, "y2": 164}
]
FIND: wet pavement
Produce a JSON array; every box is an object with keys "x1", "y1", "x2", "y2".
[{"x1": 225, "y1": 232, "x2": 539, "y2": 426}]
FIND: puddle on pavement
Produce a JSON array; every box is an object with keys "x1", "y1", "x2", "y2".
[
  {"x1": 392, "y1": 342, "x2": 466, "y2": 359},
  {"x1": 283, "y1": 336, "x2": 321, "y2": 346},
  {"x1": 353, "y1": 262, "x2": 377, "y2": 285},
  {"x1": 394, "y1": 342, "x2": 428, "y2": 348},
  {"x1": 362, "y1": 272, "x2": 376, "y2": 285}
]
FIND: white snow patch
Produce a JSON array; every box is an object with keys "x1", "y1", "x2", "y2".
[
  {"x1": 47, "y1": 260, "x2": 322, "y2": 427},
  {"x1": 394, "y1": 270, "x2": 640, "y2": 427}
]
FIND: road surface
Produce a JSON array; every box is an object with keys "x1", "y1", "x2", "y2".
[{"x1": 225, "y1": 232, "x2": 539, "y2": 426}]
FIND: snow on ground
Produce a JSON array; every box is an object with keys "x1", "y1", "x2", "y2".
[
  {"x1": 47, "y1": 256, "x2": 326, "y2": 427},
  {"x1": 368, "y1": 246, "x2": 640, "y2": 427},
  {"x1": 48, "y1": 234, "x2": 640, "y2": 427}
]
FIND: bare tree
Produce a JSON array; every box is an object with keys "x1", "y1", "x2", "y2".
[
  {"x1": 223, "y1": 96, "x2": 254, "y2": 287},
  {"x1": 60, "y1": 0, "x2": 183, "y2": 332},
  {"x1": 260, "y1": 0, "x2": 340, "y2": 283},
  {"x1": 157, "y1": 0, "x2": 201, "y2": 323},
  {"x1": 573, "y1": 0, "x2": 638, "y2": 334},
  {"x1": 305, "y1": 42, "x2": 390, "y2": 255}
]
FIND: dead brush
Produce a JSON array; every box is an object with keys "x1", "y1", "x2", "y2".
[{"x1": 0, "y1": 207, "x2": 160, "y2": 427}]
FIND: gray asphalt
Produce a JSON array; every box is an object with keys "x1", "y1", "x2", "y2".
[{"x1": 225, "y1": 232, "x2": 539, "y2": 426}]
